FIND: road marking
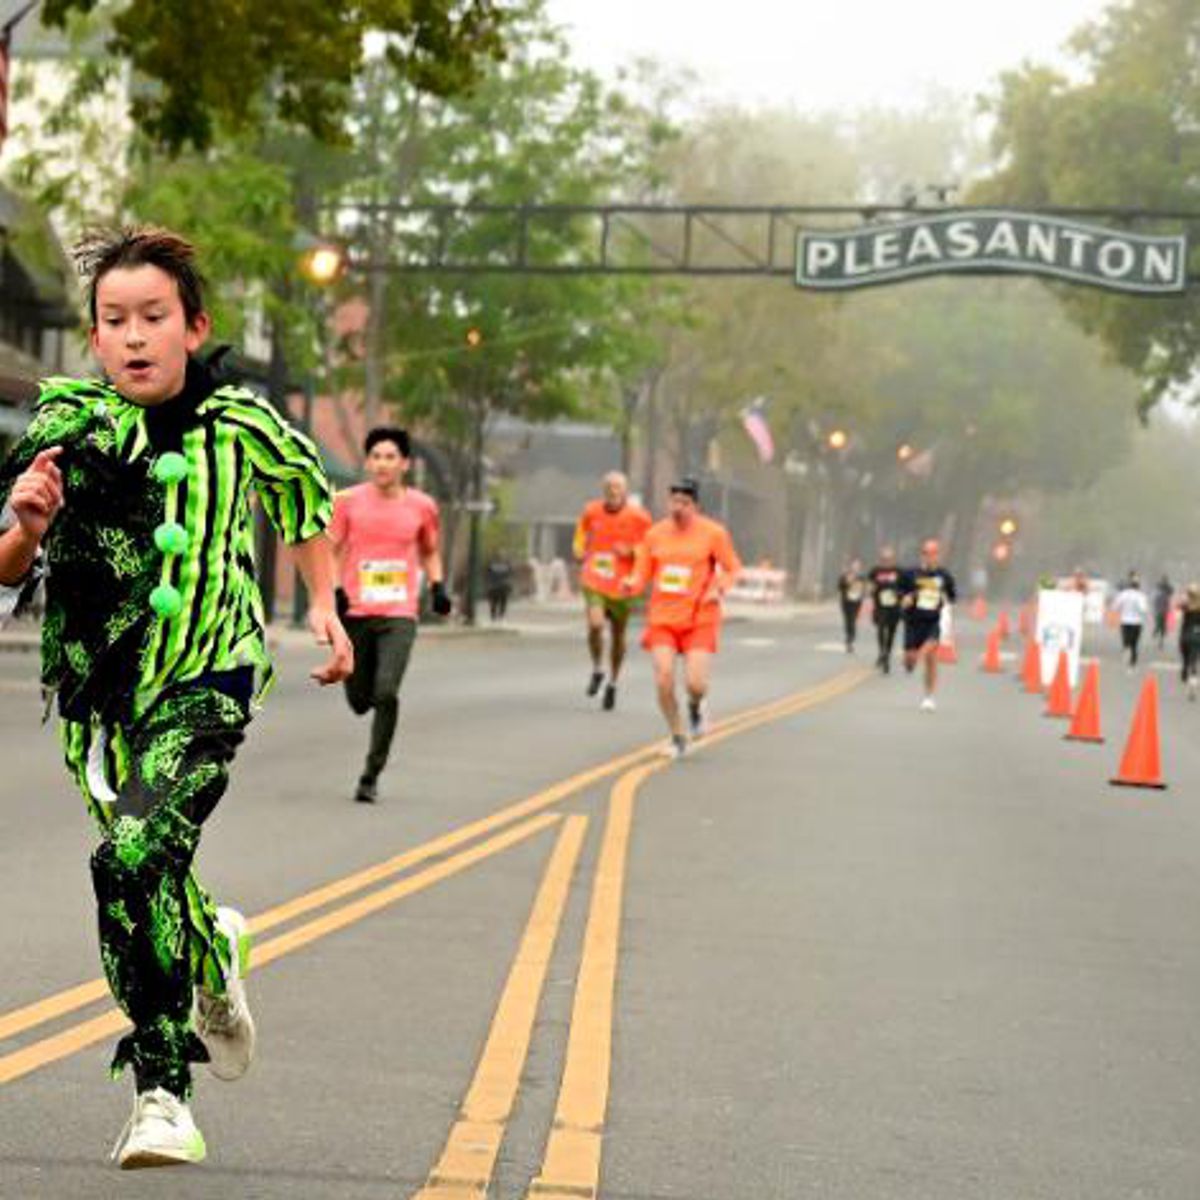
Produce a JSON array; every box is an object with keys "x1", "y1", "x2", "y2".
[
  {"x1": 736, "y1": 637, "x2": 777, "y2": 648},
  {"x1": 525, "y1": 762, "x2": 656, "y2": 1200},
  {"x1": 0, "y1": 812, "x2": 562, "y2": 1087},
  {"x1": 413, "y1": 816, "x2": 589, "y2": 1199},
  {"x1": 524, "y1": 666, "x2": 872, "y2": 1199},
  {"x1": 0, "y1": 669, "x2": 867, "y2": 1052}
]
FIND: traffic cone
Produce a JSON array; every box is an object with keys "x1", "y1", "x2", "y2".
[
  {"x1": 980, "y1": 628, "x2": 1003, "y2": 673},
  {"x1": 1064, "y1": 661, "x2": 1104, "y2": 743},
  {"x1": 970, "y1": 596, "x2": 987, "y2": 621},
  {"x1": 1043, "y1": 650, "x2": 1072, "y2": 718},
  {"x1": 1019, "y1": 605, "x2": 1033, "y2": 638},
  {"x1": 1109, "y1": 676, "x2": 1166, "y2": 790},
  {"x1": 1020, "y1": 638, "x2": 1042, "y2": 693},
  {"x1": 996, "y1": 610, "x2": 1011, "y2": 641}
]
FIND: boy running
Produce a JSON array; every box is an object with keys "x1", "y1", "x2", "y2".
[
  {"x1": 624, "y1": 477, "x2": 741, "y2": 758},
  {"x1": 0, "y1": 227, "x2": 352, "y2": 1169},
  {"x1": 330, "y1": 426, "x2": 452, "y2": 804},
  {"x1": 900, "y1": 538, "x2": 957, "y2": 712},
  {"x1": 573, "y1": 470, "x2": 651, "y2": 710}
]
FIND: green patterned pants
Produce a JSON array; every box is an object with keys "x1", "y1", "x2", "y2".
[{"x1": 62, "y1": 681, "x2": 250, "y2": 1098}]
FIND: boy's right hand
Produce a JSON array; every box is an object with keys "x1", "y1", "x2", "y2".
[{"x1": 10, "y1": 447, "x2": 64, "y2": 541}]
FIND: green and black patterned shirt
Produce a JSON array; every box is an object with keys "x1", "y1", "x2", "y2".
[{"x1": 0, "y1": 359, "x2": 332, "y2": 721}]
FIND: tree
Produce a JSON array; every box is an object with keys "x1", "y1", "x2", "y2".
[
  {"x1": 975, "y1": 0, "x2": 1200, "y2": 414},
  {"x1": 41, "y1": 0, "x2": 509, "y2": 151}
]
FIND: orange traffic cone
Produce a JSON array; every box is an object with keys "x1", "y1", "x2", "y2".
[
  {"x1": 1044, "y1": 650, "x2": 1072, "y2": 718},
  {"x1": 1019, "y1": 605, "x2": 1033, "y2": 638},
  {"x1": 980, "y1": 628, "x2": 1003, "y2": 673},
  {"x1": 970, "y1": 596, "x2": 987, "y2": 621},
  {"x1": 1064, "y1": 661, "x2": 1104, "y2": 743},
  {"x1": 1020, "y1": 639, "x2": 1042, "y2": 693},
  {"x1": 996, "y1": 610, "x2": 1011, "y2": 641},
  {"x1": 1109, "y1": 676, "x2": 1166, "y2": 790}
]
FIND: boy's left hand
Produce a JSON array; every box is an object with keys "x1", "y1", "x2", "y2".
[{"x1": 307, "y1": 605, "x2": 354, "y2": 684}]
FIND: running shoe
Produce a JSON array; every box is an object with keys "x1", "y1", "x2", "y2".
[
  {"x1": 661, "y1": 734, "x2": 689, "y2": 761},
  {"x1": 920, "y1": 696, "x2": 937, "y2": 713},
  {"x1": 111, "y1": 1087, "x2": 206, "y2": 1170},
  {"x1": 354, "y1": 775, "x2": 378, "y2": 804},
  {"x1": 586, "y1": 670, "x2": 604, "y2": 697},
  {"x1": 1189, "y1": 676, "x2": 1198, "y2": 702},
  {"x1": 193, "y1": 907, "x2": 255, "y2": 1082},
  {"x1": 688, "y1": 698, "x2": 708, "y2": 739},
  {"x1": 602, "y1": 683, "x2": 617, "y2": 711}
]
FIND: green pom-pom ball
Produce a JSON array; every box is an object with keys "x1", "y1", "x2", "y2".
[
  {"x1": 154, "y1": 522, "x2": 190, "y2": 555},
  {"x1": 149, "y1": 584, "x2": 183, "y2": 619},
  {"x1": 153, "y1": 452, "x2": 189, "y2": 484}
]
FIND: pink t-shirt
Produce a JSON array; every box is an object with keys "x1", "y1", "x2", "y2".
[{"x1": 329, "y1": 484, "x2": 440, "y2": 618}]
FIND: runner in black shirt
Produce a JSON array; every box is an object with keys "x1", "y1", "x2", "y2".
[
  {"x1": 836, "y1": 558, "x2": 867, "y2": 653},
  {"x1": 1178, "y1": 583, "x2": 1200, "y2": 700},
  {"x1": 900, "y1": 538, "x2": 957, "y2": 712},
  {"x1": 868, "y1": 546, "x2": 903, "y2": 673}
]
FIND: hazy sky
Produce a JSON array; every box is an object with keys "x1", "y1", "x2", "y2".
[{"x1": 547, "y1": 0, "x2": 1113, "y2": 112}]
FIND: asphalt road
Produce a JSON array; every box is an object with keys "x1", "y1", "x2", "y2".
[{"x1": 1, "y1": 609, "x2": 1199, "y2": 1199}]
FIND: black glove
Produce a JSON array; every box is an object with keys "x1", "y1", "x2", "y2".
[{"x1": 430, "y1": 581, "x2": 453, "y2": 616}]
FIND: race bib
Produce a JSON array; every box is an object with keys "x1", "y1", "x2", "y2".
[
  {"x1": 359, "y1": 558, "x2": 409, "y2": 604},
  {"x1": 590, "y1": 551, "x2": 616, "y2": 580},
  {"x1": 847, "y1": 583, "x2": 864, "y2": 602},
  {"x1": 917, "y1": 585, "x2": 941, "y2": 612},
  {"x1": 659, "y1": 564, "x2": 693, "y2": 595},
  {"x1": 879, "y1": 588, "x2": 897, "y2": 607}
]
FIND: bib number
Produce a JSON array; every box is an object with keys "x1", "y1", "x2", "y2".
[
  {"x1": 590, "y1": 552, "x2": 616, "y2": 580},
  {"x1": 917, "y1": 586, "x2": 941, "y2": 612},
  {"x1": 659, "y1": 564, "x2": 692, "y2": 595},
  {"x1": 359, "y1": 559, "x2": 409, "y2": 604},
  {"x1": 879, "y1": 588, "x2": 897, "y2": 607}
]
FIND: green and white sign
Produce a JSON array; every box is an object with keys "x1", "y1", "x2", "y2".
[{"x1": 796, "y1": 209, "x2": 1188, "y2": 294}]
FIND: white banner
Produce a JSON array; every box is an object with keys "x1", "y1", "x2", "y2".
[{"x1": 1036, "y1": 588, "x2": 1085, "y2": 687}]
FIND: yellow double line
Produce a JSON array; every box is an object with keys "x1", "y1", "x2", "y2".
[
  {"x1": 0, "y1": 668, "x2": 868, "y2": 1103},
  {"x1": 414, "y1": 667, "x2": 870, "y2": 1199}
]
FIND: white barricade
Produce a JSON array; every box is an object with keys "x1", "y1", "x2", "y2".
[{"x1": 727, "y1": 567, "x2": 787, "y2": 604}]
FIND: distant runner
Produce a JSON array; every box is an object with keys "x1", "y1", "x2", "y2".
[
  {"x1": 1179, "y1": 584, "x2": 1200, "y2": 701},
  {"x1": 900, "y1": 538, "x2": 957, "y2": 712},
  {"x1": 1112, "y1": 573, "x2": 1148, "y2": 671},
  {"x1": 868, "y1": 546, "x2": 903, "y2": 673},
  {"x1": 836, "y1": 558, "x2": 867, "y2": 654},
  {"x1": 572, "y1": 471, "x2": 652, "y2": 710},
  {"x1": 1153, "y1": 574, "x2": 1173, "y2": 649},
  {"x1": 625, "y1": 477, "x2": 741, "y2": 758}
]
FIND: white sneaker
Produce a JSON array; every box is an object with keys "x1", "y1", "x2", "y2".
[
  {"x1": 111, "y1": 1087, "x2": 206, "y2": 1169},
  {"x1": 193, "y1": 906, "x2": 255, "y2": 1082},
  {"x1": 687, "y1": 699, "x2": 709, "y2": 740},
  {"x1": 920, "y1": 696, "x2": 937, "y2": 713},
  {"x1": 1189, "y1": 676, "x2": 1198, "y2": 702}
]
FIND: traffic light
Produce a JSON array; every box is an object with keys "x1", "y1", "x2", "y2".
[
  {"x1": 827, "y1": 428, "x2": 848, "y2": 451},
  {"x1": 998, "y1": 517, "x2": 1018, "y2": 538},
  {"x1": 896, "y1": 442, "x2": 914, "y2": 463},
  {"x1": 992, "y1": 542, "x2": 1012, "y2": 563}
]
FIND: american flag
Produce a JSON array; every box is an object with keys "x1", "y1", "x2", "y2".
[{"x1": 740, "y1": 398, "x2": 774, "y2": 464}]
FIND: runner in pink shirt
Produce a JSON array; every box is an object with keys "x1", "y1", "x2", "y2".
[{"x1": 329, "y1": 427, "x2": 452, "y2": 803}]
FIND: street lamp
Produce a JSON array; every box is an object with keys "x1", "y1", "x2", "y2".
[{"x1": 298, "y1": 239, "x2": 348, "y2": 287}]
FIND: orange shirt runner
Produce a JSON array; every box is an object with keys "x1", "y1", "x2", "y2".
[
  {"x1": 574, "y1": 499, "x2": 652, "y2": 598},
  {"x1": 629, "y1": 515, "x2": 742, "y2": 652}
]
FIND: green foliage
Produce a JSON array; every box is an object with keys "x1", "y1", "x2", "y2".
[
  {"x1": 976, "y1": 0, "x2": 1200, "y2": 412},
  {"x1": 41, "y1": 0, "x2": 508, "y2": 151}
]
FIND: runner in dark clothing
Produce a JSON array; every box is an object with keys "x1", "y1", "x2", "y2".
[
  {"x1": 836, "y1": 558, "x2": 867, "y2": 654},
  {"x1": 868, "y1": 546, "x2": 903, "y2": 673},
  {"x1": 1178, "y1": 584, "x2": 1200, "y2": 700}
]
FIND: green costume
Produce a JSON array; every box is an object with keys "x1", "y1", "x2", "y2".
[{"x1": 0, "y1": 359, "x2": 331, "y2": 1097}]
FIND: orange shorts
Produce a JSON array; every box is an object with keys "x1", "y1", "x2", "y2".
[{"x1": 642, "y1": 623, "x2": 719, "y2": 654}]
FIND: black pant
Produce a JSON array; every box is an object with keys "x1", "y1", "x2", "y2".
[
  {"x1": 875, "y1": 609, "x2": 900, "y2": 663},
  {"x1": 841, "y1": 601, "x2": 862, "y2": 648},
  {"x1": 1181, "y1": 639, "x2": 1200, "y2": 682},
  {"x1": 1121, "y1": 623, "x2": 1142, "y2": 666},
  {"x1": 488, "y1": 587, "x2": 510, "y2": 621},
  {"x1": 343, "y1": 616, "x2": 418, "y2": 782}
]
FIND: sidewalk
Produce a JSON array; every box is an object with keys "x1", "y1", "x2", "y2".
[{"x1": 0, "y1": 597, "x2": 836, "y2": 655}]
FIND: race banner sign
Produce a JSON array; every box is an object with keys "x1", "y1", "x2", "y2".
[{"x1": 795, "y1": 210, "x2": 1188, "y2": 294}]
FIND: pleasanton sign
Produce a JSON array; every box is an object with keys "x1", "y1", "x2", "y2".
[{"x1": 796, "y1": 209, "x2": 1188, "y2": 294}]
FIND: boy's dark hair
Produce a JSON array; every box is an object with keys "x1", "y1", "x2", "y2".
[
  {"x1": 73, "y1": 226, "x2": 207, "y2": 328},
  {"x1": 365, "y1": 427, "x2": 411, "y2": 457}
]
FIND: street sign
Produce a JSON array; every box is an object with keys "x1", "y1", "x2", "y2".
[{"x1": 796, "y1": 209, "x2": 1189, "y2": 295}]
